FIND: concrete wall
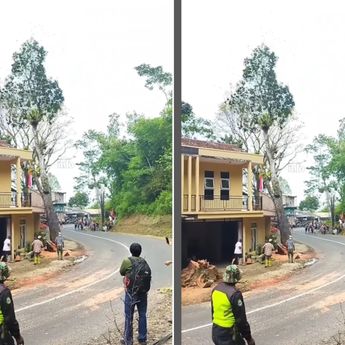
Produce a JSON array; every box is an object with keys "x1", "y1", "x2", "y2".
[
  {"x1": 11, "y1": 214, "x2": 35, "y2": 252},
  {"x1": 0, "y1": 163, "x2": 11, "y2": 192},
  {"x1": 182, "y1": 158, "x2": 243, "y2": 196},
  {"x1": 243, "y1": 217, "x2": 266, "y2": 253}
]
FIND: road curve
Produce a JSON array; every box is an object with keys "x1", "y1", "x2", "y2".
[
  {"x1": 182, "y1": 228, "x2": 345, "y2": 345},
  {"x1": 13, "y1": 225, "x2": 172, "y2": 345}
]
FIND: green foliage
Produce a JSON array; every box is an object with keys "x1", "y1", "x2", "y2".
[
  {"x1": 299, "y1": 195, "x2": 319, "y2": 211},
  {"x1": 74, "y1": 65, "x2": 172, "y2": 218},
  {"x1": 68, "y1": 192, "x2": 89, "y2": 208},
  {"x1": 0, "y1": 39, "x2": 64, "y2": 128},
  {"x1": 135, "y1": 64, "x2": 172, "y2": 100},
  {"x1": 227, "y1": 45, "x2": 295, "y2": 134},
  {"x1": 181, "y1": 101, "x2": 215, "y2": 140}
]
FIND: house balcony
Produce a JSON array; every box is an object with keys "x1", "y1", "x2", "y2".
[
  {"x1": 183, "y1": 194, "x2": 263, "y2": 213},
  {"x1": 0, "y1": 192, "x2": 32, "y2": 208}
]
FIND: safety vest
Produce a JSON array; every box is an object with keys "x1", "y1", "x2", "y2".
[
  {"x1": 0, "y1": 284, "x2": 5, "y2": 325},
  {"x1": 212, "y1": 283, "x2": 236, "y2": 328}
]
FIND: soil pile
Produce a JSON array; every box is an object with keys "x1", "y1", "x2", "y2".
[{"x1": 181, "y1": 260, "x2": 221, "y2": 288}]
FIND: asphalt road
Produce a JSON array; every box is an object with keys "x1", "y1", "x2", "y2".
[
  {"x1": 12, "y1": 225, "x2": 172, "y2": 345},
  {"x1": 182, "y1": 227, "x2": 345, "y2": 345}
]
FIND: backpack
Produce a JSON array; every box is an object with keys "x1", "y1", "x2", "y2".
[{"x1": 125, "y1": 257, "x2": 151, "y2": 295}]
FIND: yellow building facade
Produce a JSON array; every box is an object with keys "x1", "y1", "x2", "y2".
[
  {"x1": 181, "y1": 138, "x2": 272, "y2": 266},
  {"x1": 0, "y1": 142, "x2": 42, "y2": 256}
]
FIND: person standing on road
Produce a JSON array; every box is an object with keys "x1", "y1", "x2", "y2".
[
  {"x1": 1, "y1": 236, "x2": 11, "y2": 263},
  {"x1": 233, "y1": 239, "x2": 243, "y2": 265},
  {"x1": 262, "y1": 238, "x2": 275, "y2": 268},
  {"x1": 55, "y1": 232, "x2": 64, "y2": 260},
  {"x1": 120, "y1": 243, "x2": 151, "y2": 345},
  {"x1": 286, "y1": 235, "x2": 295, "y2": 263},
  {"x1": 32, "y1": 236, "x2": 44, "y2": 265},
  {"x1": 211, "y1": 264, "x2": 255, "y2": 345},
  {"x1": 0, "y1": 262, "x2": 24, "y2": 345}
]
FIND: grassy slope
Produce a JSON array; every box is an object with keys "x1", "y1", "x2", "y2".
[{"x1": 113, "y1": 214, "x2": 172, "y2": 238}]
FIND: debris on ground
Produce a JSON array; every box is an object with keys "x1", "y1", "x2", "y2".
[
  {"x1": 276, "y1": 243, "x2": 288, "y2": 255},
  {"x1": 181, "y1": 260, "x2": 221, "y2": 288},
  {"x1": 85, "y1": 289, "x2": 172, "y2": 345},
  {"x1": 46, "y1": 240, "x2": 57, "y2": 252}
]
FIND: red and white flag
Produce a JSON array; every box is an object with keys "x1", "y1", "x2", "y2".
[
  {"x1": 27, "y1": 172, "x2": 32, "y2": 189},
  {"x1": 259, "y1": 175, "x2": 264, "y2": 192}
]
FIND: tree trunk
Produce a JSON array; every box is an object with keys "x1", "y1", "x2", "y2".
[
  {"x1": 262, "y1": 129, "x2": 291, "y2": 245},
  {"x1": 32, "y1": 124, "x2": 60, "y2": 240}
]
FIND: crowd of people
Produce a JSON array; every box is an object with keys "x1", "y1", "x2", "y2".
[
  {"x1": 73, "y1": 216, "x2": 115, "y2": 232},
  {"x1": 304, "y1": 220, "x2": 341, "y2": 235}
]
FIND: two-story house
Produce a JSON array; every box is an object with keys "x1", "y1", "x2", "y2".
[
  {"x1": 181, "y1": 138, "x2": 272, "y2": 266},
  {"x1": 0, "y1": 141, "x2": 43, "y2": 255}
]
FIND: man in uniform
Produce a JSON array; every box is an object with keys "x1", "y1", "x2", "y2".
[
  {"x1": 0, "y1": 262, "x2": 24, "y2": 345},
  {"x1": 55, "y1": 232, "x2": 64, "y2": 260},
  {"x1": 211, "y1": 265, "x2": 255, "y2": 345},
  {"x1": 286, "y1": 235, "x2": 295, "y2": 263}
]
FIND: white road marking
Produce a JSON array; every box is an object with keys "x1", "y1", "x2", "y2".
[
  {"x1": 16, "y1": 231, "x2": 129, "y2": 313},
  {"x1": 182, "y1": 234, "x2": 345, "y2": 334}
]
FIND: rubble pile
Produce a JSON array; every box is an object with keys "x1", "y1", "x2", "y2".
[{"x1": 181, "y1": 260, "x2": 221, "y2": 288}]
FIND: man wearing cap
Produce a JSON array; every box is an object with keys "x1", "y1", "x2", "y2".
[
  {"x1": 262, "y1": 238, "x2": 275, "y2": 268},
  {"x1": 55, "y1": 232, "x2": 64, "y2": 260},
  {"x1": 211, "y1": 265, "x2": 255, "y2": 345},
  {"x1": 32, "y1": 236, "x2": 44, "y2": 265},
  {"x1": 286, "y1": 235, "x2": 295, "y2": 263}
]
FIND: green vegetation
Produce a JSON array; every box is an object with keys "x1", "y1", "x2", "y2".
[
  {"x1": 0, "y1": 39, "x2": 67, "y2": 240},
  {"x1": 299, "y1": 195, "x2": 320, "y2": 211},
  {"x1": 218, "y1": 45, "x2": 296, "y2": 244},
  {"x1": 305, "y1": 122, "x2": 345, "y2": 226},
  {"x1": 75, "y1": 64, "x2": 172, "y2": 219},
  {"x1": 68, "y1": 192, "x2": 89, "y2": 208}
]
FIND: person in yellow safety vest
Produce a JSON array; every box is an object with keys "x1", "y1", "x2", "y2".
[
  {"x1": 32, "y1": 236, "x2": 44, "y2": 265},
  {"x1": 211, "y1": 265, "x2": 255, "y2": 345},
  {"x1": 0, "y1": 262, "x2": 24, "y2": 345}
]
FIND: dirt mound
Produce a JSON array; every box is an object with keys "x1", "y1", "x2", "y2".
[{"x1": 181, "y1": 260, "x2": 221, "y2": 288}]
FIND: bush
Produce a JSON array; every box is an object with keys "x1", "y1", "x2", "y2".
[{"x1": 256, "y1": 243, "x2": 263, "y2": 256}]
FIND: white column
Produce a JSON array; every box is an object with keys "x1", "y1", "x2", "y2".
[
  {"x1": 242, "y1": 220, "x2": 246, "y2": 265},
  {"x1": 16, "y1": 157, "x2": 22, "y2": 207},
  {"x1": 195, "y1": 156, "x2": 200, "y2": 212},
  {"x1": 247, "y1": 161, "x2": 253, "y2": 211},
  {"x1": 11, "y1": 217, "x2": 14, "y2": 261},
  {"x1": 188, "y1": 155, "x2": 192, "y2": 212},
  {"x1": 181, "y1": 154, "x2": 185, "y2": 210}
]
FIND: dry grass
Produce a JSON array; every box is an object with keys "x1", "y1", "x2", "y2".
[{"x1": 114, "y1": 215, "x2": 172, "y2": 238}]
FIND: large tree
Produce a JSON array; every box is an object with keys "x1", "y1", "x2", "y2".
[
  {"x1": 68, "y1": 192, "x2": 89, "y2": 208},
  {"x1": 225, "y1": 45, "x2": 295, "y2": 243},
  {"x1": 305, "y1": 134, "x2": 341, "y2": 226},
  {"x1": 0, "y1": 39, "x2": 65, "y2": 239},
  {"x1": 299, "y1": 195, "x2": 319, "y2": 211}
]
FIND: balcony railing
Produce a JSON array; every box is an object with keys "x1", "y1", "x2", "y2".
[
  {"x1": 0, "y1": 192, "x2": 32, "y2": 208},
  {"x1": 183, "y1": 195, "x2": 262, "y2": 212}
]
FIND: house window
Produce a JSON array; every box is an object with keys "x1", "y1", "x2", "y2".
[
  {"x1": 204, "y1": 171, "x2": 214, "y2": 200},
  {"x1": 251, "y1": 223, "x2": 257, "y2": 252},
  {"x1": 220, "y1": 172, "x2": 230, "y2": 200},
  {"x1": 20, "y1": 219, "x2": 26, "y2": 249}
]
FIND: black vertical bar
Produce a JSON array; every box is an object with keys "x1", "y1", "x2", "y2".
[{"x1": 174, "y1": 0, "x2": 182, "y2": 342}]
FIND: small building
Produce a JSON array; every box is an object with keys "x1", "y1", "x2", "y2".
[
  {"x1": 51, "y1": 191, "x2": 67, "y2": 223},
  {"x1": 181, "y1": 138, "x2": 272, "y2": 266},
  {"x1": 282, "y1": 195, "x2": 297, "y2": 227},
  {"x1": 0, "y1": 141, "x2": 44, "y2": 255}
]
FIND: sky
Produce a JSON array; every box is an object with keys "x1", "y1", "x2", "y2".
[
  {"x1": 182, "y1": 0, "x2": 345, "y2": 205},
  {"x1": 0, "y1": 0, "x2": 173, "y2": 201}
]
